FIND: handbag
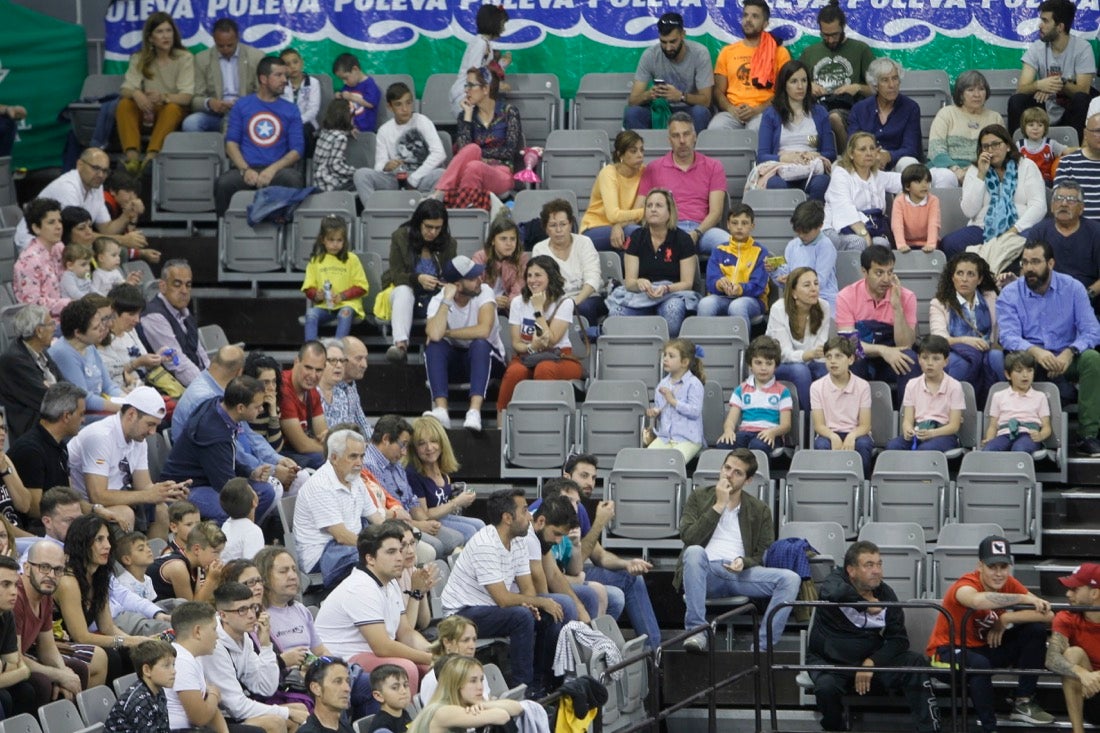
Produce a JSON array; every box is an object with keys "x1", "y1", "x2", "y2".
[
  {"x1": 372, "y1": 284, "x2": 395, "y2": 320},
  {"x1": 144, "y1": 365, "x2": 184, "y2": 399},
  {"x1": 520, "y1": 347, "x2": 562, "y2": 368}
]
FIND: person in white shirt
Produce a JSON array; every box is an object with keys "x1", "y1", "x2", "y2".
[
  {"x1": 219, "y1": 478, "x2": 265, "y2": 561},
  {"x1": 167, "y1": 601, "x2": 240, "y2": 733},
  {"x1": 423, "y1": 255, "x2": 505, "y2": 431},
  {"x1": 353, "y1": 82, "x2": 445, "y2": 204},
  {"x1": 314, "y1": 522, "x2": 433, "y2": 693},
  {"x1": 203, "y1": 582, "x2": 309, "y2": 733}
]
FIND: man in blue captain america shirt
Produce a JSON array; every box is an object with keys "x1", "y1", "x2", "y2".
[{"x1": 214, "y1": 55, "x2": 305, "y2": 217}]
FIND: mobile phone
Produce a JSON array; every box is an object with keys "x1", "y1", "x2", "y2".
[
  {"x1": 653, "y1": 78, "x2": 665, "y2": 86},
  {"x1": 450, "y1": 482, "x2": 468, "y2": 498}
]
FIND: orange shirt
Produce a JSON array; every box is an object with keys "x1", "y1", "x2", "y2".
[
  {"x1": 714, "y1": 40, "x2": 791, "y2": 109},
  {"x1": 926, "y1": 570, "x2": 1030, "y2": 655}
]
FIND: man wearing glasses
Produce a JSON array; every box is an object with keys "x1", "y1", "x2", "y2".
[
  {"x1": 1055, "y1": 114, "x2": 1100, "y2": 221},
  {"x1": 139, "y1": 258, "x2": 210, "y2": 387},
  {"x1": 1017, "y1": 179, "x2": 1100, "y2": 303},
  {"x1": 13, "y1": 148, "x2": 148, "y2": 251},
  {"x1": 204, "y1": 582, "x2": 310, "y2": 733}
]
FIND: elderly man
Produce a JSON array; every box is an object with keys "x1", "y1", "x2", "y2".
[
  {"x1": 0, "y1": 305, "x2": 63, "y2": 439},
  {"x1": 1046, "y1": 563, "x2": 1100, "y2": 733},
  {"x1": 998, "y1": 239, "x2": 1100, "y2": 455},
  {"x1": 280, "y1": 341, "x2": 329, "y2": 469},
  {"x1": 161, "y1": 376, "x2": 277, "y2": 524},
  {"x1": 324, "y1": 336, "x2": 372, "y2": 440},
  {"x1": 634, "y1": 112, "x2": 729, "y2": 255},
  {"x1": 1022, "y1": 179, "x2": 1100, "y2": 298},
  {"x1": 293, "y1": 429, "x2": 382, "y2": 588},
  {"x1": 13, "y1": 148, "x2": 146, "y2": 251},
  {"x1": 214, "y1": 55, "x2": 304, "y2": 217},
  {"x1": 1054, "y1": 114, "x2": 1100, "y2": 221},
  {"x1": 623, "y1": 12, "x2": 714, "y2": 132},
  {"x1": 708, "y1": 0, "x2": 790, "y2": 132},
  {"x1": 139, "y1": 259, "x2": 210, "y2": 387},
  {"x1": 67, "y1": 386, "x2": 190, "y2": 538},
  {"x1": 183, "y1": 18, "x2": 265, "y2": 133}
]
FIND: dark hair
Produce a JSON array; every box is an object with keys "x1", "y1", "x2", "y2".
[
  {"x1": 65, "y1": 514, "x2": 112, "y2": 621},
  {"x1": 244, "y1": 352, "x2": 284, "y2": 408},
  {"x1": 370, "y1": 414, "x2": 413, "y2": 445},
  {"x1": 320, "y1": 98, "x2": 354, "y2": 134},
  {"x1": 817, "y1": 0, "x2": 846, "y2": 26},
  {"x1": 332, "y1": 52, "x2": 361, "y2": 75},
  {"x1": 257, "y1": 56, "x2": 286, "y2": 81},
  {"x1": 746, "y1": 334, "x2": 781, "y2": 365},
  {"x1": 1023, "y1": 238, "x2": 1054, "y2": 262},
  {"x1": 169, "y1": 500, "x2": 200, "y2": 524},
  {"x1": 298, "y1": 340, "x2": 326, "y2": 363},
  {"x1": 901, "y1": 163, "x2": 932, "y2": 189},
  {"x1": 916, "y1": 334, "x2": 951, "y2": 358},
  {"x1": 213, "y1": 581, "x2": 254, "y2": 608},
  {"x1": 934, "y1": 253, "x2": 997, "y2": 323},
  {"x1": 843, "y1": 540, "x2": 880, "y2": 570},
  {"x1": 0, "y1": 556, "x2": 18, "y2": 573},
  {"x1": 41, "y1": 486, "x2": 82, "y2": 516},
  {"x1": 212, "y1": 17, "x2": 240, "y2": 35},
  {"x1": 475, "y1": 4, "x2": 509, "y2": 36},
  {"x1": 724, "y1": 448, "x2": 758, "y2": 479},
  {"x1": 975, "y1": 124, "x2": 1019, "y2": 168},
  {"x1": 92, "y1": 237, "x2": 120, "y2": 261},
  {"x1": 108, "y1": 282, "x2": 144, "y2": 315},
  {"x1": 539, "y1": 198, "x2": 576, "y2": 230},
  {"x1": 114, "y1": 531, "x2": 148, "y2": 564},
  {"x1": 133, "y1": 639, "x2": 176, "y2": 680},
  {"x1": 743, "y1": 0, "x2": 772, "y2": 20},
  {"x1": 24, "y1": 197, "x2": 62, "y2": 233},
  {"x1": 563, "y1": 453, "x2": 598, "y2": 474},
  {"x1": 58, "y1": 297, "x2": 99, "y2": 340},
  {"x1": 541, "y1": 478, "x2": 582, "y2": 501},
  {"x1": 105, "y1": 169, "x2": 141, "y2": 195},
  {"x1": 219, "y1": 478, "x2": 256, "y2": 520},
  {"x1": 307, "y1": 657, "x2": 349, "y2": 694},
  {"x1": 773, "y1": 60, "x2": 813, "y2": 123},
  {"x1": 790, "y1": 200, "x2": 824, "y2": 233},
  {"x1": 486, "y1": 488, "x2": 526, "y2": 526},
  {"x1": 405, "y1": 198, "x2": 452, "y2": 253},
  {"x1": 385, "y1": 82, "x2": 413, "y2": 105},
  {"x1": 823, "y1": 335, "x2": 856, "y2": 357},
  {"x1": 521, "y1": 255, "x2": 566, "y2": 304},
  {"x1": 952, "y1": 70, "x2": 991, "y2": 107},
  {"x1": 727, "y1": 202, "x2": 755, "y2": 223},
  {"x1": 1004, "y1": 351, "x2": 1038, "y2": 373},
  {"x1": 612, "y1": 130, "x2": 643, "y2": 163},
  {"x1": 656, "y1": 11, "x2": 685, "y2": 34},
  {"x1": 61, "y1": 206, "x2": 94, "y2": 244},
  {"x1": 860, "y1": 244, "x2": 895, "y2": 271},
  {"x1": 278, "y1": 47, "x2": 302, "y2": 61},
  {"x1": 482, "y1": 215, "x2": 522, "y2": 283},
  {"x1": 533, "y1": 494, "x2": 579, "y2": 529},
  {"x1": 369, "y1": 663, "x2": 408, "y2": 692},
  {"x1": 357, "y1": 522, "x2": 406, "y2": 562},
  {"x1": 1040, "y1": 0, "x2": 1076, "y2": 32},
  {"x1": 221, "y1": 559, "x2": 259, "y2": 587},
  {"x1": 172, "y1": 600, "x2": 216, "y2": 634},
  {"x1": 784, "y1": 267, "x2": 825, "y2": 339},
  {"x1": 466, "y1": 66, "x2": 501, "y2": 100},
  {"x1": 224, "y1": 376, "x2": 263, "y2": 409}
]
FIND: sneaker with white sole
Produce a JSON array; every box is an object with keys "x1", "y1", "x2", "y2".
[
  {"x1": 683, "y1": 632, "x2": 707, "y2": 653},
  {"x1": 422, "y1": 407, "x2": 451, "y2": 429},
  {"x1": 1010, "y1": 698, "x2": 1054, "y2": 725},
  {"x1": 464, "y1": 410, "x2": 482, "y2": 432}
]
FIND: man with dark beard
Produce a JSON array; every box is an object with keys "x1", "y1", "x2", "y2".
[
  {"x1": 624, "y1": 12, "x2": 715, "y2": 132},
  {"x1": 798, "y1": 0, "x2": 874, "y2": 150},
  {"x1": 708, "y1": 0, "x2": 790, "y2": 132},
  {"x1": 997, "y1": 239, "x2": 1100, "y2": 455},
  {"x1": 808, "y1": 541, "x2": 940, "y2": 733}
]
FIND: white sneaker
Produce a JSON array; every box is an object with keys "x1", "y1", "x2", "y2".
[
  {"x1": 423, "y1": 407, "x2": 452, "y2": 429},
  {"x1": 464, "y1": 409, "x2": 483, "y2": 432}
]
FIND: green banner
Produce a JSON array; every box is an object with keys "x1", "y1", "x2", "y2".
[{"x1": 0, "y1": 0, "x2": 86, "y2": 171}]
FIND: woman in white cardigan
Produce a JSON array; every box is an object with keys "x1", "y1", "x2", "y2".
[
  {"x1": 941, "y1": 124, "x2": 1046, "y2": 263},
  {"x1": 823, "y1": 132, "x2": 902, "y2": 252},
  {"x1": 766, "y1": 266, "x2": 832, "y2": 410}
]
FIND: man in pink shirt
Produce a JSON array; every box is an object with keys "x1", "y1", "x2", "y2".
[
  {"x1": 634, "y1": 112, "x2": 729, "y2": 255},
  {"x1": 834, "y1": 245, "x2": 921, "y2": 402}
]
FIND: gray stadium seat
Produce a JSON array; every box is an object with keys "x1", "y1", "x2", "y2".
[
  {"x1": 75, "y1": 687, "x2": 115, "y2": 727},
  {"x1": 482, "y1": 663, "x2": 526, "y2": 701},
  {"x1": 352, "y1": 716, "x2": 374, "y2": 733},
  {"x1": 152, "y1": 132, "x2": 225, "y2": 219},
  {"x1": 542, "y1": 129, "x2": 611, "y2": 211},
  {"x1": 590, "y1": 615, "x2": 649, "y2": 726},
  {"x1": 217, "y1": 190, "x2": 287, "y2": 278},
  {"x1": 603, "y1": 447, "x2": 686, "y2": 554},
  {"x1": 437, "y1": 130, "x2": 453, "y2": 164},
  {"x1": 692, "y1": 448, "x2": 773, "y2": 508},
  {"x1": 343, "y1": 130, "x2": 376, "y2": 170},
  {"x1": 594, "y1": 315, "x2": 667, "y2": 398},
  {"x1": 979, "y1": 69, "x2": 1020, "y2": 117},
  {"x1": 598, "y1": 250, "x2": 624, "y2": 286},
  {"x1": 954, "y1": 381, "x2": 980, "y2": 457},
  {"x1": 632, "y1": 128, "x2": 671, "y2": 162},
  {"x1": 576, "y1": 379, "x2": 647, "y2": 477},
  {"x1": 984, "y1": 381, "x2": 1067, "y2": 482},
  {"x1": 679, "y1": 315, "x2": 749, "y2": 402},
  {"x1": 572, "y1": 73, "x2": 634, "y2": 140},
  {"x1": 0, "y1": 157, "x2": 13, "y2": 207},
  {"x1": 315, "y1": 73, "x2": 334, "y2": 121},
  {"x1": 357, "y1": 191, "x2": 422, "y2": 271},
  {"x1": 511, "y1": 188, "x2": 579, "y2": 228},
  {"x1": 702, "y1": 379, "x2": 727, "y2": 448},
  {"x1": 277, "y1": 494, "x2": 325, "y2": 591},
  {"x1": 742, "y1": 189, "x2": 805, "y2": 255},
  {"x1": 287, "y1": 192, "x2": 359, "y2": 271},
  {"x1": 954, "y1": 451, "x2": 1041, "y2": 554},
  {"x1": 836, "y1": 250, "x2": 862, "y2": 290},
  {"x1": 68, "y1": 75, "x2": 124, "y2": 147},
  {"x1": 778, "y1": 520, "x2": 846, "y2": 582},
  {"x1": 782, "y1": 450, "x2": 866, "y2": 538},
  {"x1": 696, "y1": 128, "x2": 757, "y2": 198},
  {"x1": 502, "y1": 73, "x2": 562, "y2": 148},
  {"x1": 500, "y1": 380, "x2": 575, "y2": 479},
  {"x1": 932, "y1": 187, "x2": 968, "y2": 236},
  {"x1": 869, "y1": 450, "x2": 950, "y2": 541},
  {"x1": 868, "y1": 380, "x2": 898, "y2": 453},
  {"x1": 903, "y1": 70, "x2": 950, "y2": 148},
  {"x1": 447, "y1": 207, "x2": 490, "y2": 259},
  {"x1": 419, "y1": 73, "x2": 458, "y2": 132},
  {"x1": 0, "y1": 716, "x2": 42, "y2": 733},
  {"x1": 930, "y1": 522, "x2": 1004, "y2": 596},
  {"x1": 892, "y1": 250, "x2": 946, "y2": 334},
  {"x1": 0, "y1": 222, "x2": 16, "y2": 282},
  {"x1": 111, "y1": 673, "x2": 138, "y2": 700},
  {"x1": 39, "y1": 699, "x2": 100, "y2": 733},
  {"x1": 857, "y1": 521, "x2": 927, "y2": 600},
  {"x1": 144, "y1": 432, "x2": 170, "y2": 484}
]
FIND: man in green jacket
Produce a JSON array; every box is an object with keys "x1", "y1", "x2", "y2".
[{"x1": 674, "y1": 447, "x2": 800, "y2": 652}]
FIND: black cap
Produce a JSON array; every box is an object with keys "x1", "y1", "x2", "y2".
[
  {"x1": 657, "y1": 12, "x2": 684, "y2": 33},
  {"x1": 978, "y1": 535, "x2": 1013, "y2": 566}
]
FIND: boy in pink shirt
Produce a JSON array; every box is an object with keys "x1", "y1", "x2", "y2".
[
  {"x1": 811, "y1": 336, "x2": 874, "y2": 477},
  {"x1": 982, "y1": 351, "x2": 1052, "y2": 455},
  {"x1": 886, "y1": 335, "x2": 965, "y2": 451}
]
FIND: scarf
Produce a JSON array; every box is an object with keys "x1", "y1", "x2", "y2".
[
  {"x1": 982, "y1": 159, "x2": 1018, "y2": 241},
  {"x1": 750, "y1": 31, "x2": 779, "y2": 90}
]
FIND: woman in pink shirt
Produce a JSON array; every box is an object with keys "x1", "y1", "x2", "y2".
[{"x1": 13, "y1": 198, "x2": 69, "y2": 319}]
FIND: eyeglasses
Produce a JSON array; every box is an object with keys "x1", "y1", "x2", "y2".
[
  {"x1": 980, "y1": 140, "x2": 1006, "y2": 151},
  {"x1": 1086, "y1": 127, "x2": 1100, "y2": 135},
  {"x1": 1053, "y1": 194, "x2": 1083, "y2": 203},
  {"x1": 241, "y1": 577, "x2": 265, "y2": 588},
  {"x1": 225, "y1": 603, "x2": 263, "y2": 617},
  {"x1": 306, "y1": 655, "x2": 339, "y2": 674},
  {"x1": 326, "y1": 357, "x2": 347, "y2": 365},
  {"x1": 29, "y1": 562, "x2": 66, "y2": 576},
  {"x1": 80, "y1": 160, "x2": 110, "y2": 175}
]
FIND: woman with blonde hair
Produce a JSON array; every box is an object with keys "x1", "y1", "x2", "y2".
[
  {"x1": 823, "y1": 131, "x2": 903, "y2": 251},
  {"x1": 409, "y1": 656, "x2": 523, "y2": 733},
  {"x1": 405, "y1": 416, "x2": 484, "y2": 544},
  {"x1": 417, "y1": 616, "x2": 481, "y2": 704}
]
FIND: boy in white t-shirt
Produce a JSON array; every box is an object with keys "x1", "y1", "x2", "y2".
[
  {"x1": 219, "y1": 478, "x2": 265, "y2": 562},
  {"x1": 166, "y1": 602, "x2": 226, "y2": 732}
]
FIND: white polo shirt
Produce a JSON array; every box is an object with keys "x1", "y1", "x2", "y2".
[
  {"x1": 15, "y1": 170, "x2": 111, "y2": 249},
  {"x1": 66, "y1": 413, "x2": 150, "y2": 500},
  {"x1": 440, "y1": 524, "x2": 530, "y2": 615},
  {"x1": 314, "y1": 567, "x2": 404, "y2": 659},
  {"x1": 293, "y1": 461, "x2": 377, "y2": 573},
  {"x1": 426, "y1": 283, "x2": 506, "y2": 357}
]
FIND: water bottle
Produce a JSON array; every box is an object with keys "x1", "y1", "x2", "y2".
[
  {"x1": 323, "y1": 280, "x2": 334, "y2": 308},
  {"x1": 163, "y1": 348, "x2": 180, "y2": 367}
]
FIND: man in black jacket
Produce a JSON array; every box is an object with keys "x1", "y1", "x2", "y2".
[
  {"x1": 0, "y1": 305, "x2": 63, "y2": 440},
  {"x1": 808, "y1": 540, "x2": 940, "y2": 732}
]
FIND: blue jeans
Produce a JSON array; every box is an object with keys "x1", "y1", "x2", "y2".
[
  {"x1": 765, "y1": 172, "x2": 830, "y2": 202},
  {"x1": 575, "y1": 295, "x2": 607, "y2": 326},
  {"x1": 983, "y1": 433, "x2": 1042, "y2": 453},
  {"x1": 885, "y1": 434, "x2": 960, "y2": 452},
  {"x1": 89, "y1": 98, "x2": 120, "y2": 150},
  {"x1": 607, "y1": 298, "x2": 690, "y2": 337},
  {"x1": 456, "y1": 604, "x2": 536, "y2": 686},
  {"x1": 947, "y1": 344, "x2": 1004, "y2": 405},
  {"x1": 188, "y1": 481, "x2": 274, "y2": 525},
  {"x1": 715, "y1": 430, "x2": 784, "y2": 456},
  {"x1": 316, "y1": 539, "x2": 359, "y2": 589},
  {"x1": 439, "y1": 514, "x2": 485, "y2": 543},
  {"x1": 681, "y1": 221, "x2": 730, "y2": 257},
  {"x1": 585, "y1": 564, "x2": 662, "y2": 650},
  {"x1": 940, "y1": 225, "x2": 984, "y2": 260},
  {"x1": 304, "y1": 306, "x2": 354, "y2": 341},
  {"x1": 582, "y1": 226, "x2": 616, "y2": 252},
  {"x1": 775, "y1": 361, "x2": 828, "y2": 410},
  {"x1": 680, "y1": 545, "x2": 801, "y2": 649},
  {"x1": 697, "y1": 293, "x2": 763, "y2": 322},
  {"x1": 182, "y1": 110, "x2": 224, "y2": 132},
  {"x1": 623, "y1": 104, "x2": 711, "y2": 132},
  {"x1": 814, "y1": 434, "x2": 875, "y2": 479},
  {"x1": 424, "y1": 338, "x2": 502, "y2": 400}
]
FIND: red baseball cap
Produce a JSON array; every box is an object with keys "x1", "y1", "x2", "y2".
[{"x1": 1059, "y1": 563, "x2": 1100, "y2": 589}]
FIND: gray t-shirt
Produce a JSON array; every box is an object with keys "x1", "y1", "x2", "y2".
[
  {"x1": 634, "y1": 40, "x2": 714, "y2": 96},
  {"x1": 1021, "y1": 34, "x2": 1096, "y2": 122}
]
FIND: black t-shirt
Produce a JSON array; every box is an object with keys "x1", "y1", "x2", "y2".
[
  {"x1": 367, "y1": 710, "x2": 411, "y2": 733},
  {"x1": 298, "y1": 714, "x2": 355, "y2": 733},
  {"x1": 625, "y1": 227, "x2": 696, "y2": 284},
  {"x1": 8, "y1": 423, "x2": 69, "y2": 494}
]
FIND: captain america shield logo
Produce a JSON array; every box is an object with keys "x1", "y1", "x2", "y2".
[{"x1": 248, "y1": 112, "x2": 282, "y2": 147}]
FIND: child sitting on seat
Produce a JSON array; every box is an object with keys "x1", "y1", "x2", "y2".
[
  {"x1": 717, "y1": 335, "x2": 792, "y2": 457},
  {"x1": 811, "y1": 336, "x2": 874, "y2": 477},
  {"x1": 886, "y1": 334, "x2": 964, "y2": 452},
  {"x1": 981, "y1": 351, "x2": 1052, "y2": 456},
  {"x1": 644, "y1": 337, "x2": 705, "y2": 462}
]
